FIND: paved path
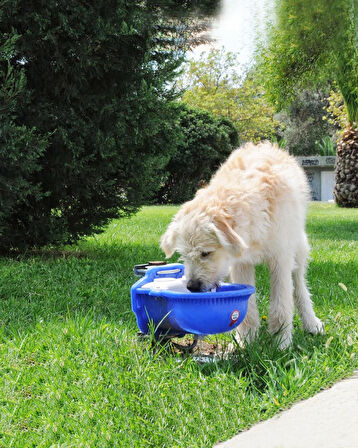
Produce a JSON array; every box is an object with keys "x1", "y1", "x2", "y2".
[{"x1": 215, "y1": 372, "x2": 358, "y2": 448}]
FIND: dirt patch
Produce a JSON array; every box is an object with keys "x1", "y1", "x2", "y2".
[{"x1": 170, "y1": 336, "x2": 231, "y2": 358}]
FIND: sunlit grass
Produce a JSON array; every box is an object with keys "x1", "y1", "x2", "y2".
[{"x1": 0, "y1": 203, "x2": 357, "y2": 447}]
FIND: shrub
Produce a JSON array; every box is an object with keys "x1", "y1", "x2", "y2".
[
  {"x1": 156, "y1": 104, "x2": 239, "y2": 204},
  {"x1": 315, "y1": 135, "x2": 336, "y2": 156}
]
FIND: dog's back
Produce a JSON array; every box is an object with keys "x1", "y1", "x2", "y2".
[
  {"x1": 192, "y1": 142, "x2": 311, "y2": 255},
  {"x1": 210, "y1": 142, "x2": 310, "y2": 207}
]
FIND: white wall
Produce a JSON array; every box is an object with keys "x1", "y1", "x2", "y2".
[{"x1": 321, "y1": 171, "x2": 336, "y2": 202}]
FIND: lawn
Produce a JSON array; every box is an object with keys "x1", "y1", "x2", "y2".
[{"x1": 0, "y1": 203, "x2": 357, "y2": 448}]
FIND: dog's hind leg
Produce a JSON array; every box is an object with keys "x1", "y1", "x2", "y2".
[
  {"x1": 230, "y1": 263, "x2": 260, "y2": 345},
  {"x1": 293, "y1": 234, "x2": 324, "y2": 335},
  {"x1": 267, "y1": 255, "x2": 295, "y2": 349}
]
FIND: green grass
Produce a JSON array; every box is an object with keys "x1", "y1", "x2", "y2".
[{"x1": 0, "y1": 203, "x2": 357, "y2": 447}]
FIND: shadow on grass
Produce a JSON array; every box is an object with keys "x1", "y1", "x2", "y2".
[{"x1": 146, "y1": 322, "x2": 337, "y2": 406}]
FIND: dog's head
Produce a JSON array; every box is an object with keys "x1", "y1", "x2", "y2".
[{"x1": 160, "y1": 206, "x2": 247, "y2": 292}]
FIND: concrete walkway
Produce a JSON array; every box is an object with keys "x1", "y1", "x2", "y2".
[{"x1": 215, "y1": 372, "x2": 358, "y2": 448}]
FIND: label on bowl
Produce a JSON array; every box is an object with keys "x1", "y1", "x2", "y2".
[{"x1": 229, "y1": 310, "x2": 240, "y2": 327}]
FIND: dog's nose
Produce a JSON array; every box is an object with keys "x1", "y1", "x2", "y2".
[{"x1": 187, "y1": 279, "x2": 202, "y2": 292}]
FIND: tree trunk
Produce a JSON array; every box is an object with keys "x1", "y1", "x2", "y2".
[{"x1": 334, "y1": 125, "x2": 358, "y2": 207}]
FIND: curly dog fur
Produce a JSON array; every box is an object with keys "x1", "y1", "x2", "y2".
[{"x1": 161, "y1": 142, "x2": 324, "y2": 349}]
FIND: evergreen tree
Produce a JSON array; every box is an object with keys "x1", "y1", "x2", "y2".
[{"x1": 0, "y1": 0, "x2": 219, "y2": 251}]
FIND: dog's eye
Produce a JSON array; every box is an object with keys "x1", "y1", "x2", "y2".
[{"x1": 201, "y1": 251, "x2": 212, "y2": 258}]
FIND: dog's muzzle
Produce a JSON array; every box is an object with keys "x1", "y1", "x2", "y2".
[{"x1": 187, "y1": 279, "x2": 203, "y2": 292}]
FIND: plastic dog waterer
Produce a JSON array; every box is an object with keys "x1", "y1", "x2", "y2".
[{"x1": 131, "y1": 263, "x2": 255, "y2": 337}]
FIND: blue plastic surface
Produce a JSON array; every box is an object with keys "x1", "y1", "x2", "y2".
[{"x1": 131, "y1": 263, "x2": 255, "y2": 337}]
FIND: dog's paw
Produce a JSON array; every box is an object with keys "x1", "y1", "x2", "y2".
[
  {"x1": 225, "y1": 342, "x2": 236, "y2": 353},
  {"x1": 235, "y1": 326, "x2": 259, "y2": 347},
  {"x1": 225, "y1": 331, "x2": 256, "y2": 353},
  {"x1": 277, "y1": 332, "x2": 292, "y2": 350},
  {"x1": 305, "y1": 317, "x2": 325, "y2": 335}
]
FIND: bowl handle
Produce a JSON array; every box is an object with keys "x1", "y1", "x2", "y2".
[{"x1": 144, "y1": 263, "x2": 185, "y2": 282}]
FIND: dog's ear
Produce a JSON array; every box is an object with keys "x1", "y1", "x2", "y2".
[
  {"x1": 211, "y1": 217, "x2": 248, "y2": 255},
  {"x1": 160, "y1": 220, "x2": 179, "y2": 258}
]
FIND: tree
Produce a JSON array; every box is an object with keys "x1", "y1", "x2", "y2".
[
  {"x1": 261, "y1": 0, "x2": 358, "y2": 206},
  {"x1": 276, "y1": 88, "x2": 337, "y2": 156},
  {"x1": 0, "y1": 52, "x2": 49, "y2": 249},
  {"x1": 152, "y1": 0, "x2": 220, "y2": 16},
  {"x1": 0, "y1": 0, "x2": 220, "y2": 252},
  {"x1": 323, "y1": 88, "x2": 349, "y2": 139},
  {"x1": 181, "y1": 49, "x2": 278, "y2": 142},
  {"x1": 156, "y1": 103, "x2": 238, "y2": 203}
]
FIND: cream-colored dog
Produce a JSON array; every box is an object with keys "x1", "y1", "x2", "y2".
[{"x1": 160, "y1": 142, "x2": 324, "y2": 349}]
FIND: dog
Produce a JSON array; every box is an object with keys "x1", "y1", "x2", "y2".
[{"x1": 160, "y1": 141, "x2": 324, "y2": 349}]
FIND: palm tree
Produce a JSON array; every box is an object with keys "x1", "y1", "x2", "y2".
[
  {"x1": 333, "y1": 19, "x2": 358, "y2": 206},
  {"x1": 263, "y1": 0, "x2": 358, "y2": 206}
]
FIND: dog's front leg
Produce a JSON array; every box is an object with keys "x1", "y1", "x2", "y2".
[
  {"x1": 268, "y1": 256, "x2": 295, "y2": 349},
  {"x1": 230, "y1": 262, "x2": 260, "y2": 346}
]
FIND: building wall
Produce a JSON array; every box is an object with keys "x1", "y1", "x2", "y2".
[{"x1": 296, "y1": 156, "x2": 336, "y2": 201}]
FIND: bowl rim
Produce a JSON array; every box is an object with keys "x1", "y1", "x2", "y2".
[
  {"x1": 138, "y1": 283, "x2": 255, "y2": 300},
  {"x1": 131, "y1": 263, "x2": 255, "y2": 300}
]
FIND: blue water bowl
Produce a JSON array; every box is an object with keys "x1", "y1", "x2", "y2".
[{"x1": 131, "y1": 263, "x2": 255, "y2": 337}]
